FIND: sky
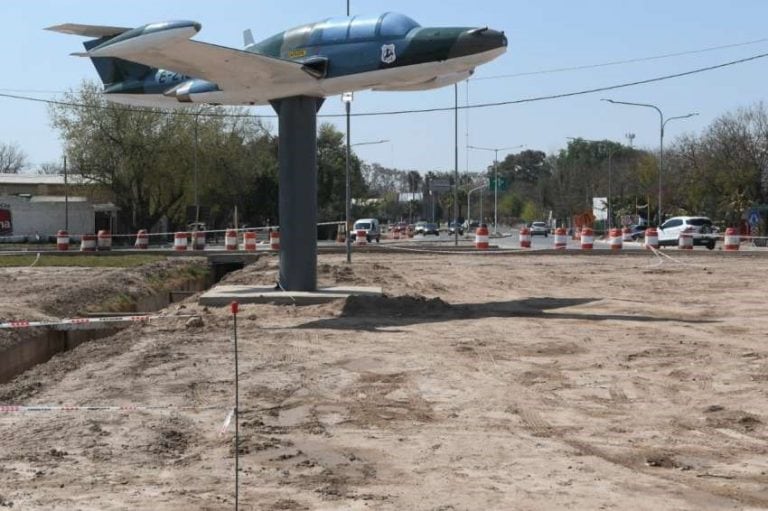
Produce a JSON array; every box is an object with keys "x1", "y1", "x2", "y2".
[{"x1": 1, "y1": 0, "x2": 768, "y2": 173}]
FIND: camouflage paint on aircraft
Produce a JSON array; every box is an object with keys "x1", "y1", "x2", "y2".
[{"x1": 47, "y1": 13, "x2": 507, "y2": 106}]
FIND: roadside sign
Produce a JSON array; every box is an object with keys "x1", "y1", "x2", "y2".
[
  {"x1": 489, "y1": 177, "x2": 507, "y2": 191},
  {"x1": 749, "y1": 210, "x2": 760, "y2": 226},
  {"x1": 429, "y1": 179, "x2": 452, "y2": 193}
]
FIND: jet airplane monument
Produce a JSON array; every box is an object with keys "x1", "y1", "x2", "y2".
[{"x1": 49, "y1": 13, "x2": 507, "y2": 291}]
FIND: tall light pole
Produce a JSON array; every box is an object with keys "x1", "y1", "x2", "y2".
[
  {"x1": 194, "y1": 110, "x2": 200, "y2": 225},
  {"x1": 602, "y1": 99, "x2": 698, "y2": 226},
  {"x1": 468, "y1": 144, "x2": 523, "y2": 235},
  {"x1": 467, "y1": 184, "x2": 486, "y2": 224},
  {"x1": 342, "y1": 92, "x2": 353, "y2": 263},
  {"x1": 192, "y1": 105, "x2": 215, "y2": 227},
  {"x1": 454, "y1": 83, "x2": 459, "y2": 246}
]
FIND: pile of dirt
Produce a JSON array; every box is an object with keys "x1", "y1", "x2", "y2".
[{"x1": 341, "y1": 294, "x2": 452, "y2": 316}]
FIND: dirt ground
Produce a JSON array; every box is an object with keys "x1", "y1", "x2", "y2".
[
  {"x1": 1, "y1": 250, "x2": 768, "y2": 510},
  {"x1": 0, "y1": 258, "x2": 207, "y2": 350}
]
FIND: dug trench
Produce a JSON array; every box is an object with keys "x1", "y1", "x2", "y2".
[{"x1": 0, "y1": 255, "x2": 246, "y2": 384}]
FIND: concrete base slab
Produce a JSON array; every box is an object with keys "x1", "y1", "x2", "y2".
[{"x1": 199, "y1": 285, "x2": 383, "y2": 306}]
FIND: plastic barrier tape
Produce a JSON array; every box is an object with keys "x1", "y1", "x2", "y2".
[
  {"x1": 0, "y1": 314, "x2": 195, "y2": 330},
  {"x1": 0, "y1": 404, "x2": 224, "y2": 413}
]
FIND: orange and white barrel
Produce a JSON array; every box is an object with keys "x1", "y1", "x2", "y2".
[
  {"x1": 135, "y1": 229, "x2": 149, "y2": 249},
  {"x1": 554, "y1": 227, "x2": 567, "y2": 250},
  {"x1": 336, "y1": 227, "x2": 345, "y2": 243},
  {"x1": 393, "y1": 227, "x2": 401, "y2": 240},
  {"x1": 622, "y1": 227, "x2": 632, "y2": 242},
  {"x1": 243, "y1": 231, "x2": 257, "y2": 251},
  {"x1": 56, "y1": 230, "x2": 69, "y2": 251},
  {"x1": 191, "y1": 231, "x2": 206, "y2": 251},
  {"x1": 609, "y1": 228, "x2": 623, "y2": 250},
  {"x1": 724, "y1": 227, "x2": 739, "y2": 251},
  {"x1": 355, "y1": 229, "x2": 367, "y2": 245},
  {"x1": 644, "y1": 228, "x2": 659, "y2": 250},
  {"x1": 270, "y1": 230, "x2": 280, "y2": 251},
  {"x1": 678, "y1": 229, "x2": 693, "y2": 250},
  {"x1": 174, "y1": 232, "x2": 188, "y2": 251},
  {"x1": 580, "y1": 227, "x2": 594, "y2": 250},
  {"x1": 97, "y1": 230, "x2": 112, "y2": 251},
  {"x1": 519, "y1": 227, "x2": 531, "y2": 249},
  {"x1": 225, "y1": 229, "x2": 238, "y2": 251},
  {"x1": 80, "y1": 234, "x2": 96, "y2": 252},
  {"x1": 475, "y1": 225, "x2": 489, "y2": 250}
]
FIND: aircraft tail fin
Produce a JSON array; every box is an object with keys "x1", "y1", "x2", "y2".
[
  {"x1": 83, "y1": 37, "x2": 155, "y2": 86},
  {"x1": 47, "y1": 24, "x2": 155, "y2": 87},
  {"x1": 243, "y1": 29, "x2": 255, "y2": 48}
]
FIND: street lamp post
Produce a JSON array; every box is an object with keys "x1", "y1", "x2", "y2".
[
  {"x1": 602, "y1": 99, "x2": 698, "y2": 226},
  {"x1": 194, "y1": 111, "x2": 200, "y2": 225},
  {"x1": 468, "y1": 144, "x2": 523, "y2": 235},
  {"x1": 467, "y1": 184, "x2": 486, "y2": 224},
  {"x1": 192, "y1": 105, "x2": 216, "y2": 227},
  {"x1": 342, "y1": 92, "x2": 353, "y2": 263}
]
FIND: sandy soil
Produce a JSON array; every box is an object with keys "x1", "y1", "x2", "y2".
[
  {"x1": 0, "y1": 258, "x2": 206, "y2": 349},
  {"x1": 1, "y1": 250, "x2": 768, "y2": 510}
]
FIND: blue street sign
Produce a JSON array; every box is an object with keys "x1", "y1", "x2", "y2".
[{"x1": 749, "y1": 210, "x2": 760, "y2": 226}]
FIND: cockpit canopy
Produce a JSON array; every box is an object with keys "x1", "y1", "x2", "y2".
[{"x1": 308, "y1": 12, "x2": 421, "y2": 45}]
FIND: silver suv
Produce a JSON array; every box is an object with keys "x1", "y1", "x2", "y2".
[
  {"x1": 658, "y1": 216, "x2": 718, "y2": 249},
  {"x1": 529, "y1": 221, "x2": 549, "y2": 237}
]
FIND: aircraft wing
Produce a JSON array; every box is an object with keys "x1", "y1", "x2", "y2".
[
  {"x1": 46, "y1": 23, "x2": 131, "y2": 38},
  {"x1": 98, "y1": 38, "x2": 314, "y2": 91},
  {"x1": 47, "y1": 22, "x2": 316, "y2": 92}
]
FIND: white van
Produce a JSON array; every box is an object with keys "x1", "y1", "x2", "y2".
[{"x1": 352, "y1": 218, "x2": 381, "y2": 243}]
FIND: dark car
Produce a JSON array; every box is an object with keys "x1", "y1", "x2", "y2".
[
  {"x1": 423, "y1": 222, "x2": 440, "y2": 236},
  {"x1": 628, "y1": 224, "x2": 646, "y2": 241},
  {"x1": 448, "y1": 221, "x2": 464, "y2": 236}
]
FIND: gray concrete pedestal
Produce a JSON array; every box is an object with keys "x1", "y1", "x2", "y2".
[{"x1": 271, "y1": 96, "x2": 324, "y2": 291}]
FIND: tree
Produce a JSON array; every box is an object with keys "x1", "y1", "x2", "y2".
[
  {"x1": 0, "y1": 142, "x2": 27, "y2": 173},
  {"x1": 317, "y1": 123, "x2": 367, "y2": 222},
  {"x1": 49, "y1": 81, "x2": 274, "y2": 231},
  {"x1": 406, "y1": 170, "x2": 422, "y2": 193},
  {"x1": 37, "y1": 162, "x2": 64, "y2": 175},
  {"x1": 362, "y1": 162, "x2": 407, "y2": 195},
  {"x1": 665, "y1": 102, "x2": 768, "y2": 225}
]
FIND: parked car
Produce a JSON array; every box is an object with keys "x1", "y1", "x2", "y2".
[
  {"x1": 423, "y1": 222, "x2": 440, "y2": 236},
  {"x1": 448, "y1": 221, "x2": 464, "y2": 236},
  {"x1": 413, "y1": 221, "x2": 428, "y2": 235},
  {"x1": 529, "y1": 221, "x2": 549, "y2": 237},
  {"x1": 392, "y1": 221, "x2": 409, "y2": 234},
  {"x1": 628, "y1": 224, "x2": 646, "y2": 241},
  {"x1": 351, "y1": 218, "x2": 381, "y2": 243},
  {"x1": 463, "y1": 220, "x2": 480, "y2": 231},
  {"x1": 657, "y1": 216, "x2": 718, "y2": 249}
]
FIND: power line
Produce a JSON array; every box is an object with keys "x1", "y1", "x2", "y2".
[
  {"x1": 0, "y1": 51, "x2": 766, "y2": 119},
  {"x1": 473, "y1": 37, "x2": 768, "y2": 81},
  {"x1": 335, "y1": 51, "x2": 768, "y2": 117}
]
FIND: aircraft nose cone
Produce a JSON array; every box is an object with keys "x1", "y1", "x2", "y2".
[
  {"x1": 478, "y1": 28, "x2": 507, "y2": 50},
  {"x1": 452, "y1": 28, "x2": 508, "y2": 58}
]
